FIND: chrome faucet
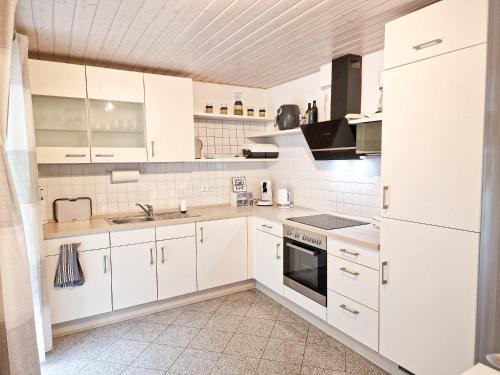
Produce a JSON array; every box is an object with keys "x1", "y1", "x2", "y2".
[{"x1": 136, "y1": 203, "x2": 154, "y2": 217}]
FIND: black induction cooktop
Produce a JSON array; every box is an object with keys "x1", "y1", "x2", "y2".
[{"x1": 287, "y1": 214, "x2": 368, "y2": 230}]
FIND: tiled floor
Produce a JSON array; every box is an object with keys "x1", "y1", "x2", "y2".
[{"x1": 42, "y1": 289, "x2": 388, "y2": 375}]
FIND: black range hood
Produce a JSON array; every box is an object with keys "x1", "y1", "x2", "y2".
[{"x1": 301, "y1": 54, "x2": 362, "y2": 160}]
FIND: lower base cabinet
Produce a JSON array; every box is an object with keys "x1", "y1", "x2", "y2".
[
  {"x1": 254, "y1": 229, "x2": 283, "y2": 295},
  {"x1": 46, "y1": 248, "x2": 112, "y2": 324},
  {"x1": 111, "y1": 242, "x2": 157, "y2": 310},
  {"x1": 196, "y1": 217, "x2": 248, "y2": 290},
  {"x1": 157, "y1": 236, "x2": 197, "y2": 299}
]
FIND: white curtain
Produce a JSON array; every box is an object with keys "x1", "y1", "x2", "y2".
[
  {"x1": 0, "y1": 0, "x2": 42, "y2": 373},
  {"x1": 6, "y1": 33, "x2": 52, "y2": 360}
]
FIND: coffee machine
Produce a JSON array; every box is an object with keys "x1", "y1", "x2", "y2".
[{"x1": 257, "y1": 180, "x2": 273, "y2": 206}]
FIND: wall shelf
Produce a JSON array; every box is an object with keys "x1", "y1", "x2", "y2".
[
  {"x1": 245, "y1": 128, "x2": 302, "y2": 139},
  {"x1": 191, "y1": 157, "x2": 277, "y2": 163},
  {"x1": 194, "y1": 112, "x2": 270, "y2": 123}
]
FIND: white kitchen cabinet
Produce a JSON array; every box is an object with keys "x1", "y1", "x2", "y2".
[
  {"x1": 196, "y1": 217, "x2": 248, "y2": 290},
  {"x1": 29, "y1": 59, "x2": 87, "y2": 98},
  {"x1": 85, "y1": 66, "x2": 144, "y2": 103},
  {"x1": 157, "y1": 237, "x2": 197, "y2": 300},
  {"x1": 379, "y1": 218, "x2": 479, "y2": 375},
  {"x1": 46, "y1": 248, "x2": 112, "y2": 324},
  {"x1": 384, "y1": 0, "x2": 488, "y2": 70},
  {"x1": 111, "y1": 243, "x2": 157, "y2": 310},
  {"x1": 254, "y1": 228, "x2": 283, "y2": 295},
  {"x1": 380, "y1": 43, "x2": 487, "y2": 232},
  {"x1": 144, "y1": 74, "x2": 195, "y2": 162}
]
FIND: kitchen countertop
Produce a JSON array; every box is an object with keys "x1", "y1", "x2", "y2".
[{"x1": 43, "y1": 204, "x2": 380, "y2": 249}]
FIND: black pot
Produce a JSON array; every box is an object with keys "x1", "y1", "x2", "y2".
[{"x1": 276, "y1": 105, "x2": 300, "y2": 130}]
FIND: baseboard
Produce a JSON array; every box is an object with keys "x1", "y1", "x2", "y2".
[
  {"x1": 255, "y1": 282, "x2": 405, "y2": 375},
  {"x1": 52, "y1": 279, "x2": 255, "y2": 338}
]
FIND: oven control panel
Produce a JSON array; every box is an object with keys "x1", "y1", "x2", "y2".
[{"x1": 284, "y1": 225, "x2": 327, "y2": 251}]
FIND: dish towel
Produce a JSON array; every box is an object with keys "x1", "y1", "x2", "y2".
[{"x1": 54, "y1": 243, "x2": 85, "y2": 287}]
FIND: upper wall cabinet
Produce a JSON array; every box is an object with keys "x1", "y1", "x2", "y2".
[
  {"x1": 384, "y1": 0, "x2": 488, "y2": 70},
  {"x1": 29, "y1": 60, "x2": 91, "y2": 164},
  {"x1": 85, "y1": 66, "x2": 144, "y2": 103},
  {"x1": 144, "y1": 74, "x2": 194, "y2": 162},
  {"x1": 85, "y1": 66, "x2": 147, "y2": 163}
]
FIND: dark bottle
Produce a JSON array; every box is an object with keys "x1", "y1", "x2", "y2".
[
  {"x1": 305, "y1": 103, "x2": 312, "y2": 124},
  {"x1": 311, "y1": 100, "x2": 318, "y2": 124}
]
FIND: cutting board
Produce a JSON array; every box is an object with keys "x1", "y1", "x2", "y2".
[{"x1": 53, "y1": 197, "x2": 92, "y2": 223}]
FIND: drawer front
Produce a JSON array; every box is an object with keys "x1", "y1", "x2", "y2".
[
  {"x1": 44, "y1": 232, "x2": 109, "y2": 256},
  {"x1": 156, "y1": 223, "x2": 195, "y2": 241},
  {"x1": 110, "y1": 227, "x2": 155, "y2": 247},
  {"x1": 328, "y1": 237, "x2": 379, "y2": 270},
  {"x1": 384, "y1": 0, "x2": 488, "y2": 70},
  {"x1": 327, "y1": 290, "x2": 378, "y2": 351},
  {"x1": 91, "y1": 147, "x2": 147, "y2": 163},
  {"x1": 328, "y1": 255, "x2": 379, "y2": 311},
  {"x1": 255, "y1": 217, "x2": 283, "y2": 237},
  {"x1": 36, "y1": 147, "x2": 91, "y2": 164}
]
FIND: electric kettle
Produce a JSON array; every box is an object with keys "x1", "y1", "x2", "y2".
[{"x1": 277, "y1": 188, "x2": 293, "y2": 208}]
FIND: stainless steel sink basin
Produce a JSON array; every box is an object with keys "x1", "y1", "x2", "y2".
[{"x1": 106, "y1": 211, "x2": 199, "y2": 225}]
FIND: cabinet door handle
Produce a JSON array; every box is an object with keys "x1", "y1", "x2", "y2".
[
  {"x1": 150, "y1": 248, "x2": 154, "y2": 265},
  {"x1": 381, "y1": 261, "x2": 389, "y2": 284},
  {"x1": 339, "y1": 248, "x2": 359, "y2": 256},
  {"x1": 382, "y1": 186, "x2": 389, "y2": 209},
  {"x1": 413, "y1": 38, "x2": 442, "y2": 51},
  {"x1": 161, "y1": 246, "x2": 165, "y2": 263},
  {"x1": 340, "y1": 267, "x2": 359, "y2": 276},
  {"x1": 200, "y1": 227, "x2": 204, "y2": 243},
  {"x1": 103, "y1": 255, "x2": 107, "y2": 273},
  {"x1": 65, "y1": 154, "x2": 86, "y2": 158},
  {"x1": 261, "y1": 224, "x2": 273, "y2": 229},
  {"x1": 151, "y1": 140, "x2": 155, "y2": 157},
  {"x1": 276, "y1": 243, "x2": 281, "y2": 259},
  {"x1": 95, "y1": 154, "x2": 114, "y2": 157},
  {"x1": 340, "y1": 304, "x2": 359, "y2": 315}
]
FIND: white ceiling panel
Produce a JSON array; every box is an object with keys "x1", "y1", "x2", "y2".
[{"x1": 15, "y1": 0, "x2": 435, "y2": 88}]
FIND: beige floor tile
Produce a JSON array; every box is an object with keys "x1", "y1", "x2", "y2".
[
  {"x1": 173, "y1": 309, "x2": 213, "y2": 328},
  {"x1": 211, "y1": 353, "x2": 259, "y2": 375},
  {"x1": 236, "y1": 317, "x2": 275, "y2": 337},
  {"x1": 188, "y1": 328, "x2": 233, "y2": 352},
  {"x1": 225, "y1": 290, "x2": 259, "y2": 304},
  {"x1": 122, "y1": 321, "x2": 168, "y2": 342},
  {"x1": 63, "y1": 335, "x2": 117, "y2": 360},
  {"x1": 88, "y1": 319, "x2": 142, "y2": 338},
  {"x1": 142, "y1": 308, "x2": 184, "y2": 324},
  {"x1": 277, "y1": 307, "x2": 310, "y2": 324},
  {"x1": 155, "y1": 324, "x2": 200, "y2": 347},
  {"x1": 122, "y1": 367, "x2": 165, "y2": 375},
  {"x1": 246, "y1": 303, "x2": 280, "y2": 320},
  {"x1": 307, "y1": 326, "x2": 345, "y2": 350},
  {"x1": 224, "y1": 333, "x2": 268, "y2": 358},
  {"x1": 262, "y1": 338, "x2": 305, "y2": 365},
  {"x1": 256, "y1": 359, "x2": 301, "y2": 375},
  {"x1": 97, "y1": 339, "x2": 150, "y2": 365},
  {"x1": 216, "y1": 300, "x2": 253, "y2": 316},
  {"x1": 132, "y1": 343, "x2": 183, "y2": 371},
  {"x1": 301, "y1": 366, "x2": 347, "y2": 375},
  {"x1": 77, "y1": 360, "x2": 127, "y2": 375},
  {"x1": 345, "y1": 348, "x2": 388, "y2": 375},
  {"x1": 303, "y1": 342, "x2": 346, "y2": 371},
  {"x1": 41, "y1": 356, "x2": 89, "y2": 375},
  {"x1": 169, "y1": 348, "x2": 220, "y2": 375},
  {"x1": 187, "y1": 296, "x2": 227, "y2": 313},
  {"x1": 205, "y1": 311, "x2": 243, "y2": 332},
  {"x1": 270, "y1": 320, "x2": 309, "y2": 342}
]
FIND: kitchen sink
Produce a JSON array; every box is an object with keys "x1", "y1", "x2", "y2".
[{"x1": 106, "y1": 211, "x2": 199, "y2": 225}]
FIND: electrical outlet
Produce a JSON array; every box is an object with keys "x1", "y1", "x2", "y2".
[{"x1": 201, "y1": 185, "x2": 214, "y2": 192}]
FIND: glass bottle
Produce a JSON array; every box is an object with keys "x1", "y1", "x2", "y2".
[
  {"x1": 305, "y1": 103, "x2": 311, "y2": 124},
  {"x1": 234, "y1": 92, "x2": 243, "y2": 116},
  {"x1": 311, "y1": 100, "x2": 318, "y2": 124}
]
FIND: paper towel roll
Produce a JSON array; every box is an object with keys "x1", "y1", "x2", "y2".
[{"x1": 111, "y1": 170, "x2": 140, "y2": 183}]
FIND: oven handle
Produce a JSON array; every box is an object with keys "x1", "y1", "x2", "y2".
[{"x1": 287, "y1": 243, "x2": 318, "y2": 256}]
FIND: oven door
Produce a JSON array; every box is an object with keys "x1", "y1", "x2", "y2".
[{"x1": 283, "y1": 237, "x2": 327, "y2": 306}]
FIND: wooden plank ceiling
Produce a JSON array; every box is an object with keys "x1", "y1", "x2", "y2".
[{"x1": 15, "y1": 0, "x2": 435, "y2": 88}]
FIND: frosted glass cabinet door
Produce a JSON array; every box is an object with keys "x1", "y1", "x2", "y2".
[
  {"x1": 32, "y1": 95, "x2": 91, "y2": 163},
  {"x1": 88, "y1": 99, "x2": 147, "y2": 162}
]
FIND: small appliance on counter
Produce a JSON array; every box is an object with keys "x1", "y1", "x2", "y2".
[
  {"x1": 256, "y1": 180, "x2": 273, "y2": 206},
  {"x1": 242, "y1": 143, "x2": 279, "y2": 159},
  {"x1": 276, "y1": 187, "x2": 293, "y2": 208},
  {"x1": 53, "y1": 197, "x2": 92, "y2": 223},
  {"x1": 276, "y1": 104, "x2": 300, "y2": 130}
]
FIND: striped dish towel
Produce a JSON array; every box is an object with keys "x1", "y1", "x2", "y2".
[{"x1": 54, "y1": 243, "x2": 85, "y2": 288}]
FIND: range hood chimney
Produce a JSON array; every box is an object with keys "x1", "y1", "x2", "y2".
[{"x1": 300, "y1": 54, "x2": 362, "y2": 160}]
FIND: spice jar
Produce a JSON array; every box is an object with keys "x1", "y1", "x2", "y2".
[
  {"x1": 205, "y1": 103, "x2": 213, "y2": 113},
  {"x1": 259, "y1": 107, "x2": 266, "y2": 118},
  {"x1": 220, "y1": 104, "x2": 228, "y2": 115},
  {"x1": 247, "y1": 107, "x2": 254, "y2": 117},
  {"x1": 234, "y1": 92, "x2": 243, "y2": 116}
]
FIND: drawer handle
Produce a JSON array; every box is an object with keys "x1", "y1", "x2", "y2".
[
  {"x1": 65, "y1": 153, "x2": 86, "y2": 157},
  {"x1": 340, "y1": 304, "x2": 359, "y2": 315},
  {"x1": 381, "y1": 261, "x2": 389, "y2": 285},
  {"x1": 161, "y1": 246, "x2": 165, "y2": 263},
  {"x1": 200, "y1": 227, "x2": 204, "y2": 243},
  {"x1": 150, "y1": 248, "x2": 154, "y2": 265},
  {"x1": 95, "y1": 154, "x2": 114, "y2": 157},
  {"x1": 151, "y1": 140, "x2": 155, "y2": 157},
  {"x1": 340, "y1": 267, "x2": 359, "y2": 276},
  {"x1": 261, "y1": 224, "x2": 273, "y2": 229},
  {"x1": 413, "y1": 38, "x2": 442, "y2": 51},
  {"x1": 103, "y1": 255, "x2": 107, "y2": 273},
  {"x1": 339, "y1": 248, "x2": 359, "y2": 256},
  {"x1": 276, "y1": 243, "x2": 281, "y2": 259}
]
